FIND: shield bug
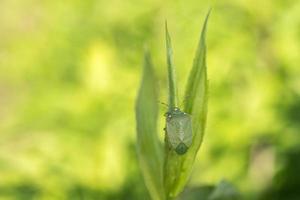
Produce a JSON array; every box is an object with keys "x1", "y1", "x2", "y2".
[{"x1": 165, "y1": 107, "x2": 193, "y2": 155}]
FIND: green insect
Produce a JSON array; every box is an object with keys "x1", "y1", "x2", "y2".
[{"x1": 165, "y1": 107, "x2": 193, "y2": 155}]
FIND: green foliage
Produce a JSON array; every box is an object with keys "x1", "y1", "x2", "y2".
[
  {"x1": 208, "y1": 180, "x2": 240, "y2": 200},
  {"x1": 177, "y1": 181, "x2": 239, "y2": 200},
  {"x1": 165, "y1": 22, "x2": 179, "y2": 110},
  {"x1": 136, "y1": 51, "x2": 165, "y2": 200},
  {"x1": 164, "y1": 11, "x2": 210, "y2": 198},
  {"x1": 135, "y1": 11, "x2": 210, "y2": 200},
  {"x1": 2, "y1": 0, "x2": 300, "y2": 199}
]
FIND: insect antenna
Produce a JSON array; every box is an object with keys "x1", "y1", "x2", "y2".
[{"x1": 158, "y1": 101, "x2": 169, "y2": 108}]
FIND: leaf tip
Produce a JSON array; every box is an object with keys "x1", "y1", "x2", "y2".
[{"x1": 165, "y1": 20, "x2": 173, "y2": 46}]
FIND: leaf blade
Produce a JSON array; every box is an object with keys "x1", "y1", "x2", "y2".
[
  {"x1": 164, "y1": 10, "x2": 211, "y2": 198},
  {"x1": 136, "y1": 51, "x2": 165, "y2": 200},
  {"x1": 165, "y1": 22, "x2": 178, "y2": 109},
  {"x1": 184, "y1": 9, "x2": 210, "y2": 152}
]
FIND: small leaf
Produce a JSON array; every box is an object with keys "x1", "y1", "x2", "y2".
[
  {"x1": 136, "y1": 51, "x2": 165, "y2": 200},
  {"x1": 177, "y1": 185, "x2": 215, "y2": 200},
  {"x1": 208, "y1": 180, "x2": 240, "y2": 200},
  {"x1": 177, "y1": 181, "x2": 240, "y2": 200},
  {"x1": 164, "y1": 10, "x2": 211, "y2": 198}
]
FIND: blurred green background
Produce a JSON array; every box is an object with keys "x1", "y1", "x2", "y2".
[{"x1": 0, "y1": 0, "x2": 300, "y2": 199}]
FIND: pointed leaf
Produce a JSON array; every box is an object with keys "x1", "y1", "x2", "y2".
[
  {"x1": 208, "y1": 180, "x2": 240, "y2": 200},
  {"x1": 165, "y1": 22, "x2": 179, "y2": 109},
  {"x1": 164, "y1": 10, "x2": 211, "y2": 198},
  {"x1": 136, "y1": 51, "x2": 165, "y2": 200}
]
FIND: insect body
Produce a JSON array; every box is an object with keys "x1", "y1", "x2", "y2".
[{"x1": 165, "y1": 107, "x2": 193, "y2": 155}]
